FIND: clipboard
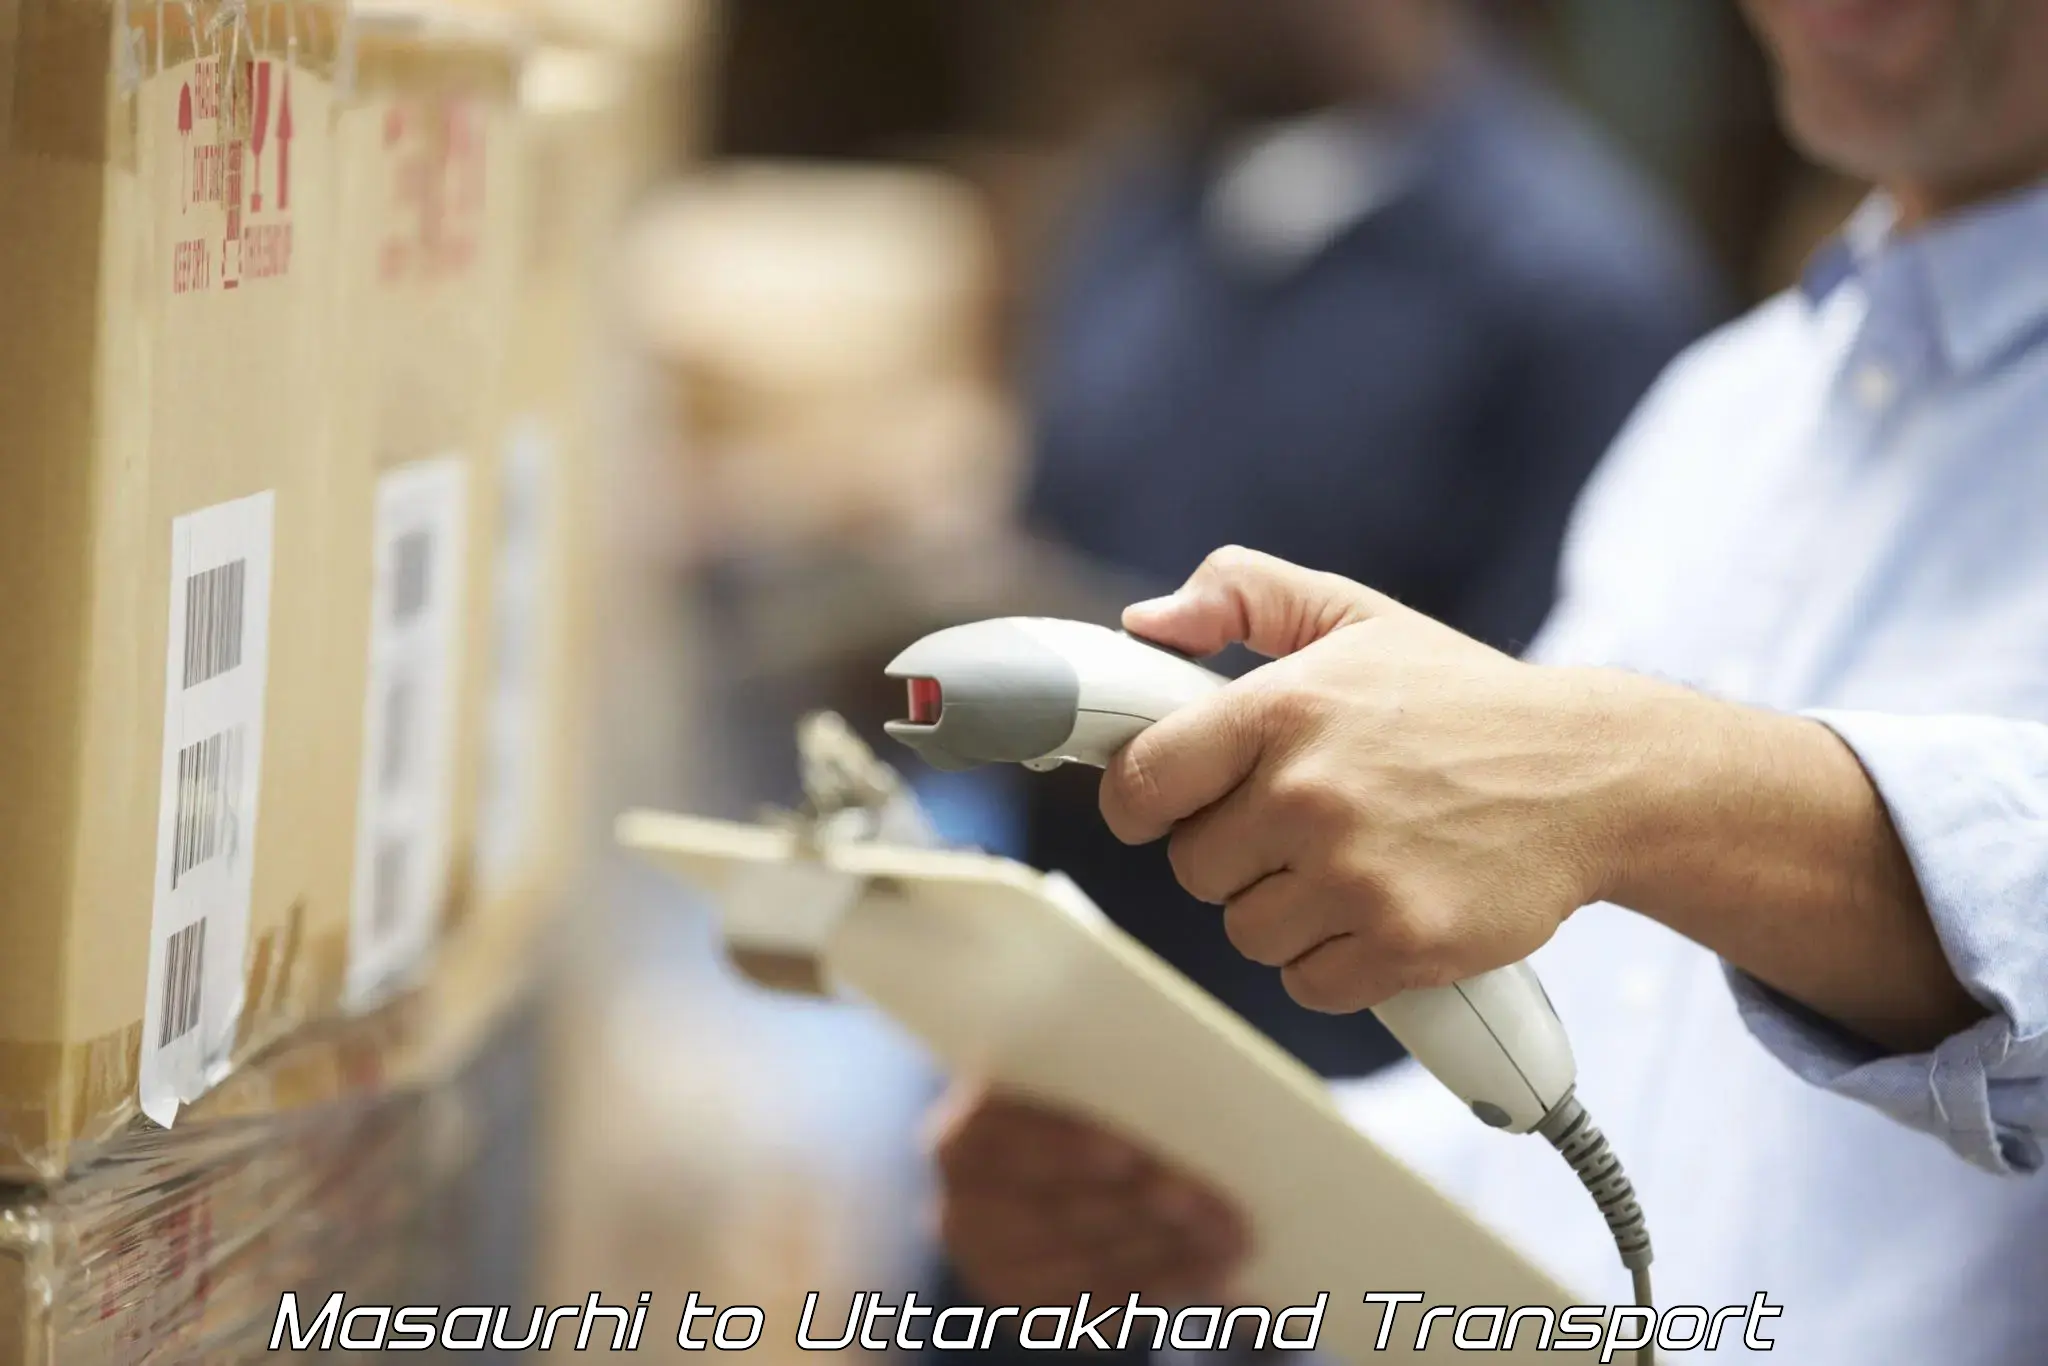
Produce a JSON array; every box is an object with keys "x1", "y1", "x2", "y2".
[{"x1": 618, "y1": 808, "x2": 1597, "y2": 1362}]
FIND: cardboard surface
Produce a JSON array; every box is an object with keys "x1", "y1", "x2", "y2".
[
  {"x1": 0, "y1": 0, "x2": 354, "y2": 1180},
  {"x1": 464, "y1": 38, "x2": 634, "y2": 948},
  {"x1": 322, "y1": 0, "x2": 524, "y2": 1015},
  {"x1": 619, "y1": 812, "x2": 1600, "y2": 1363},
  {"x1": 0, "y1": 0, "x2": 618, "y2": 1183}
]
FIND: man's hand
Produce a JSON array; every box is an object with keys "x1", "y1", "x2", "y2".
[
  {"x1": 928, "y1": 1085, "x2": 1249, "y2": 1308},
  {"x1": 1098, "y1": 546, "x2": 1631, "y2": 1014},
  {"x1": 1100, "y1": 546, "x2": 1981, "y2": 1052}
]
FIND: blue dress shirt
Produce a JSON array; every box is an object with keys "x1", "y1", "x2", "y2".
[{"x1": 1339, "y1": 181, "x2": 2048, "y2": 1364}]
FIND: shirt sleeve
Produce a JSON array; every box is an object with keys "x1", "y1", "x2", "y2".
[{"x1": 1723, "y1": 709, "x2": 2048, "y2": 1175}]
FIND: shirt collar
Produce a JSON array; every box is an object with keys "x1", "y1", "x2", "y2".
[
  {"x1": 1801, "y1": 177, "x2": 2048, "y2": 374},
  {"x1": 1797, "y1": 194, "x2": 1892, "y2": 306},
  {"x1": 1204, "y1": 107, "x2": 1416, "y2": 276},
  {"x1": 1199, "y1": 49, "x2": 1503, "y2": 278}
]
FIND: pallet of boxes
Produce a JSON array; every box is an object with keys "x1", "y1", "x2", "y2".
[{"x1": 0, "y1": 0, "x2": 627, "y2": 1359}]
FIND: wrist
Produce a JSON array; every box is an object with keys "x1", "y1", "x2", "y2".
[
  {"x1": 1568, "y1": 671, "x2": 1882, "y2": 921},
  {"x1": 1550, "y1": 668, "x2": 1778, "y2": 914},
  {"x1": 1549, "y1": 675, "x2": 1975, "y2": 1050}
]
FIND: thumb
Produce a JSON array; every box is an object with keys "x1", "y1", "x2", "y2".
[{"x1": 1122, "y1": 546, "x2": 1398, "y2": 659}]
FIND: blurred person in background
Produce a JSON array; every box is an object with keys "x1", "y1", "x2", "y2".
[
  {"x1": 1015, "y1": 0, "x2": 1717, "y2": 1084},
  {"x1": 924, "y1": 0, "x2": 1714, "y2": 1355},
  {"x1": 938, "y1": 0, "x2": 2048, "y2": 1361}
]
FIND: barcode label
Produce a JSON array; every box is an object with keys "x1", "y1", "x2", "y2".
[
  {"x1": 182, "y1": 560, "x2": 246, "y2": 687},
  {"x1": 170, "y1": 727, "x2": 242, "y2": 888},
  {"x1": 371, "y1": 838, "x2": 408, "y2": 937},
  {"x1": 158, "y1": 920, "x2": 208, "y2": 1047},
  {"x1": 144, "y1": 492, "x2": 274, "y2": 1128},
  {"x1": 379, "y1": 677, "x2": 415, "y2": 792},
  {"x1": 391, "y1": 530, "x2": 432, "y2": 624},
  {"x1": 348, "y1": 459, "x2": 467, "y2": 1009}
]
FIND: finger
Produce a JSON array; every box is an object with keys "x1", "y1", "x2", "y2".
[
  {"x1": 1122, "y1": 545, "x2": 1397, "y2": 660},
  {"x1": 949, "y1": 1125, "x2": 1143, "y2": 1188},
  {"x1": 1135, "y1": 1237, "x2": 1247, "y2": 1302},
  {"x1": 966, "y1": 1181, "x2": 1228, "y2": 1283},
  {"x1": 1111, "y1": 1234, "x2": 1242, "y2": 1305},
  {"x1": 1086, "y1": 1198, "x2": 1249, "y2": 1305},
  {"x1": 1043, "y1": 1162, "x2": 1233, "y2": 1241},
  {"x1": 1025, "y1": 1252, "x2": 1134, "y2": 1308},
  {"x1": 940, "y1": 1193, "x2": 1076, "y2": 1261},
  {"x1": 1097, "y1": 1225, "x2": 1188, "y2": 1281},
  {"x1": 1142, "y1": 1173, "x2": 1248, "y2": 1258},
  {"x1": 1219, "y1": 870, "x2": 1336, "y2": 969},
  {"x1": 1142, "y1": 1261, "x2": 1237, "y2": 1305},
  {"x1": 942, "y1": 1191, "x2": 1148, "y2": 1270},
  {"x1": 1038, "y1": 1218, "x2": 1190, "y2": 1305},
  {"x1": 937, "y1": 1090, "x2": 1087, "y2": 1158},
  {"x1": 1164, "y1": 773, "x2": 1289, "y2": 905},
  {"x1": 955, "y1": 1243, "x2": 1108, "y2": 1309},
  {"x1": 1051, "y1": 1188, "x2": 1152, "y2": 1240},
  {"x1": 1149, "y1": 1250, "x2": 1249, "y2": 1304},
  {"x1": 1279, "y1": 933, "x2": 1408, "y2": 1015},
  {"x1": 950, "y1": 1207, "x2": 1168, "y2": 1307},
  {"x1": 1046, "y1": 1240, "x2": 1195, "y2": 1309},
  {"x1": 1099, "y1": 691, "x2": 1259, "y2": 845},
  {"x1": 1189, "y1": 1208, "x2": 1252, "y2": 1269},
  {"x1": 932, "y1": 1092, "x2": 1041, "y2": 1181}
]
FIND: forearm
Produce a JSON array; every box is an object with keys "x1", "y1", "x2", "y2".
[{"x1": 1572, "y1": 670, "x2": 1984, "y2": 1054}]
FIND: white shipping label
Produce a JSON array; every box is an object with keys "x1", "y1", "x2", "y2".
[
  {"x1": 347, "y1": 459, "x2": 469, "y2": 1009},
  {"x1": 476, "y1": 419, "x2": 557, "y2": 896},
  {"x1": 142, "y1": 492, "x2": 276, "y2": 1127}
]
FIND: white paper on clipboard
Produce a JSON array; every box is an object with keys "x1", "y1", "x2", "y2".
[{"x1": 618, "y1": 810, "x2": 1608, "y2": 1363}]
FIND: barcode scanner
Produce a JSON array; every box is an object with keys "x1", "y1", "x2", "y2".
[{"x1": 886, "y1": 617, "x2": 1659, "y2": 1362}]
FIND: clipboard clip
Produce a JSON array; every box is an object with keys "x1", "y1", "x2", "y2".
[
  {"x1": 726, "y1": 713, "x2": 941, "y2": 997},
  {"x1": 774, "y1": 711, "x2": 940, "y2": 852}
]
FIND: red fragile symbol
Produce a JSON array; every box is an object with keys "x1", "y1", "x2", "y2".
[
  {"x1": 275, "y1": 71, "x2": 294, "y2": 210},
  {"x1": 249, "y1": 62, "x2": 271, "y2": 212},
  {"x1": 178, "y1": 84, "x2": 193, "y2": 211}
]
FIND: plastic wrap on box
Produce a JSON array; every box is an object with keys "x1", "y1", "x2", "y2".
[
  {"x1": 0, "y1": 1081, "x2": 426, "y2": 1366},
  {"x1": 0, "y1": 991, "x2": 544, "y2": 1366}
]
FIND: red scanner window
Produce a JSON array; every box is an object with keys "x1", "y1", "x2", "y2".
[{"x1": 905, "y1": 677, "x2": 943, "y2": 725}]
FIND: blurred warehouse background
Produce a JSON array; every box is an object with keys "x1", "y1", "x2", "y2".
[{"x1": 0, "y1": 1, "x2": 1860, "y2": 1361}]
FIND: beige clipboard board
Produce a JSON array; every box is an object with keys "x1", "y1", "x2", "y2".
[{"x1": 619, "y1": 810, "x2": 1599, "y2": 1362}]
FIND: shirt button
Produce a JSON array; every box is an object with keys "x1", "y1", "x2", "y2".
[{"x1": 1853, "y1": 363, "x2": 1897, "y2": 409}]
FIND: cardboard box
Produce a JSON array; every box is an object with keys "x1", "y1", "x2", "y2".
[
  {"x1": 0, "y1": 0, "x2": 355, "y2": 1181},
  {"x1": 321, "y1": 0, "x2": 525, "y2": 1015},
  {"x1": 455, "y1": 37, "x2": 644, "y2": 959},
  {"x1": 630, "y1": 163, "x2": 1018, "y2": 563},
  {"x1": 521, "y1": 0, "x2": 718, "y2": 170}
]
